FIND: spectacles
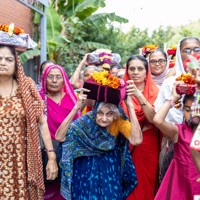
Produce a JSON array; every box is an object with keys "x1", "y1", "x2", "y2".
[
  {"x1": 182, "y1": 47, "x2": 200, "y2": 54},
  {"x1": 47, "y1": 75, "x2": 63, "y2": 81},
  {"x1": 149, "y1": 59, "x2": 167, "y2": 65}
]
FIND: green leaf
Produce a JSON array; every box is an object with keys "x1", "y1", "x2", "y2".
[
  {"x1": 19, "y1": 49, "x2": 40, "y2": 64},
  {"x1": 80, "y1": 41, "x2": 110, "y2": 49},
  {"x1": 84, "y1": 13, "x2": 128, "y2": 25}
]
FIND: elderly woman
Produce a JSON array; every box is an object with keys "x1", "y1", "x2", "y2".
[
  {"x1": 55, "y1": 81, "x2": 142, "y2": 200},
  {"x1": 0, "y1": 44, "x2": 58, "y2": 199},
  {"x1": 40, "y1": 64, "x2": 81, "y2": 199},
  {"x1": 121, "y1": 55, "x2": 160, "y2": 200},
  {"x1": 149, "y1": 48, "x2": 171, "y2": 87}
]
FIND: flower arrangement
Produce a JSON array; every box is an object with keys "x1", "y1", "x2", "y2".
[
  {"x1": 169, "y1": 60, "x2": 176, "y2": 68},
  {"x1": 89, "y1": 71, "x2": 124, "y2": 89},
  {"x1": 142, "y1": 44, "x2": 158, "y2": 56},
  {"x1": 176, "y1": 73, "x2": 196, "y2": 84},
  {"x1": 99, "y1": 51, "x2": 113, "y2": 69},
  {"x1": 0, "y1": 23, "x2": 24, "y2": 36},
  {"x1": 167, "y1": 46, "x2": 177, "y2": 56}
]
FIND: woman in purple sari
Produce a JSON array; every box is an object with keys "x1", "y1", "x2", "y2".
[{"x1": 40, "y1": 64, "x2": 81, "y2": 199}]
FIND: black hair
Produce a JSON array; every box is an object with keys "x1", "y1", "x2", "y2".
[
  {"x1": 180, "y1": 37, "x2": 200, "y2": 49},
  {"x1": 149, "y1": 48, "x2": 168, "y2": 60},
  {"x1": 40, "y1": 60, "x2": 54, "y2": 74},
  {"x1": 126, "y1": 54, "x2": 148, "y2": 74},
  {"x1": 110, "y1": 64, "x2": 121, "y2": 70},
  {"x1": 183, "y1": 94, "x2": 194, "y2": 105}
]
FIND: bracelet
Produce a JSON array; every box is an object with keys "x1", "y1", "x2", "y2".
[
  {"x1": 45, "y1": 149, "x2": 55, "y2": 152},
  {"x1": 75, "y1": 68, "x2": 81, "y2": 73}
]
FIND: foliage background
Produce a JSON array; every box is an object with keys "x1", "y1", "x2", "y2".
[{"x1": 20, "y1": 0, "x2": 200, "y2": 78}]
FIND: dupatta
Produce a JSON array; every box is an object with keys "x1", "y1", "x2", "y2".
[{"x1": 40, "y1": 65, "x2": 81, "y2": 138}]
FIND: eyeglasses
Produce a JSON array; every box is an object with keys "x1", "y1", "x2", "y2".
[
  {"x1": 149, "y1": 59, "x2": 167, "y2": 65},
  {"x1": 182, "y1": 47, "x2": 200, "y2": 54},
  {"x1": 47, "y1": 75, "x2": 63, "y2": 81}
]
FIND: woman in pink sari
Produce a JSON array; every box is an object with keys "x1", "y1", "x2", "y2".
[{"x1": 40, "y1": 64, "x2": 81, "y2": 199}]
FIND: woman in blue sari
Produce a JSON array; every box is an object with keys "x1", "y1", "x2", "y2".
[{"x1": 56, "y1": 80, "x2": 142, "y2": 200}]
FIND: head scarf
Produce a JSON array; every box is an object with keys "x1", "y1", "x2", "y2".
[
  {"x1": 121, "y1": 60, "x2": 159, "y2": 123},
  {"x1": 40, "y1": 64, "x2": 81, "y2": 138},
  {"x1": 149, "y1": 48, "x2": 170, "y2": 87},
  {"x1": 154, "y1": 37, "x2": 191, "y2": 123},
  {"x1": 175, "y1": 39, "x2": 185, "y2": 76},
  {"x1": 60, "y1": 102, "x2": 129, "y2": 199},
  {"x1": 15, "y1": 49, "x2": 45, "y2": 198}
]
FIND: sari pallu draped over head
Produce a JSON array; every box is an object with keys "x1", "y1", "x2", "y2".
[
  {"x1": 15, "y1": 50, "x2": 45, "y2": 199},
  {"x1": 40, "y1": 65, "x2": 81, "y2": 138},
  {"x1": 60, "y1": 103, "x2": 136, "y2": 200},
  {"x1": 121, "y1": 64, "x2": 159, "y2": 123}
]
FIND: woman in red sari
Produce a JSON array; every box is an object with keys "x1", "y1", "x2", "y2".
[{"x1": 121, "y1": 55, "x2": 160, "y2": 200}]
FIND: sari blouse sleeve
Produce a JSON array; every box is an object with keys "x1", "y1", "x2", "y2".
[{"x1": 109, "y1": 117, "x2": 131, "y2": 139}]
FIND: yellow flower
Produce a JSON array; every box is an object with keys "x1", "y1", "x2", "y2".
[{"x1": 90, "y1": 71, "x2": 121, "y2": 89}]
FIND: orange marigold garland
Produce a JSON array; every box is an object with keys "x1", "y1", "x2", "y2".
[
  {"x1": 174, "y1": 73, "x2": 196, "y2": 108},
  {"x1": 142, "y1": 44, "x2": 158, "y2": 56},
  {"x1": 89, "y1": 71, "x2": 124, "y2": 89},
  {"x1": 0, "y1": 23, "x2": 24, "y2": 36}
]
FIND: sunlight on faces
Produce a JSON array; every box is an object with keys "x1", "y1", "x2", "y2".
[
  {"x1": 46, "y1": 68, "x2": 64, "y2": 93},
  {"x1": 0, "y1": 47, "x2": 15, "y2": 77},
  {"x1": 96, "y1": 104, "x2": 119, "y2": 128},
  {"x1": 127, "y1": 59, "x2": 147, "y2": 84},
  {"x1": 149, "y1": 51, "x2": 167, "y2": 76}
]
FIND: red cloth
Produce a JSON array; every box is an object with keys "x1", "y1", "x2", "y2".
[{"x1": 121, "y1": 65, "x2": 160, "y2": 200}]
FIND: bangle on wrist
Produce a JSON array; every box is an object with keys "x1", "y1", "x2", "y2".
[
  {"x1": 45, "y1": 148, "x2": 55, "y2": 152},
  {"x1": 75, "y1": 68, "x2": 81, "y2": 73}
]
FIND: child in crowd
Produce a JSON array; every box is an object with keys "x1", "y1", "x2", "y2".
[{"x1": 153, "y1": 81, "x2": 200, "y2": 200}]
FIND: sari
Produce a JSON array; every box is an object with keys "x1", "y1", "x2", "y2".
[
  {"x1": 40, "y1": 65, "x2": 81, "y2": 200},
  {"x1": 121, "y1": 66, "x2": 160, "y2": 200},
  {"x1": 60, "y1": 103, "x2": 138, "y2": 200},
  {"x1": 40, "y1": 64, "x2": 81, "y2": 139}
]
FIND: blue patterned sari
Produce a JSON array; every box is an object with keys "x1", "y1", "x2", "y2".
[{"x1": 60, "y1": 104, "x2": 137, "y2": 200}]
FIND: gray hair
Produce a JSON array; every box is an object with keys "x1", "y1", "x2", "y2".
[
  {"x1": 83, "y1": 65, "x2": 100, "y2": 74},
  {"x1": 97, "y1": 102, "x2": 120, "y2": 119}
]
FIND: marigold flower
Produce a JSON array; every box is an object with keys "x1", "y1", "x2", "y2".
[{"x1": 89, "y1": 71, "x2": 122, "y2": 89}]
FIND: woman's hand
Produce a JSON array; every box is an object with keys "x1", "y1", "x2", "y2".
[
  {"x1": 126, "y1": 80, "x2": 141, "y2": 97},
  {"x1": 45, "y1": 157, "x2": 58, "y2": 180},
  {"x1": 80, "y1": 53, "x2": 89, "y2": 66},
  {"x1": 75, "y1": 88, "x2": 90, "y2": 110},
  {"x1": 171, "y1": 81, "x2": 183, "y2": 102}
]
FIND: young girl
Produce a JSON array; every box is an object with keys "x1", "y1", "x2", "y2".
[{"x1": 153, "y1": 81, "x2": 200, "y2": 200}]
